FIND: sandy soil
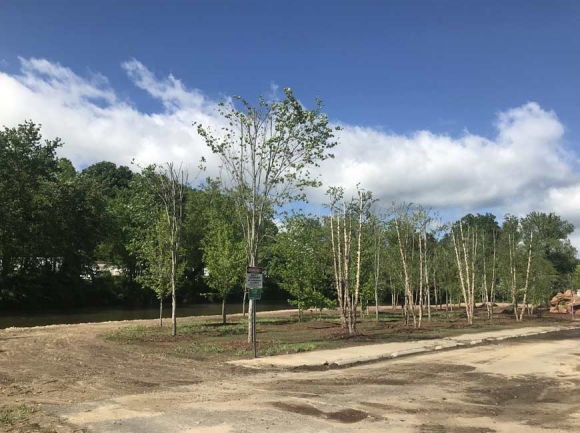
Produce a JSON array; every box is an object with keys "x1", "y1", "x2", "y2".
[
  {"x1": 1, "y1": 313, "x2": 580, "y2": 432},
  {"x1": 0, "y1": 316, "x2": 256, "y2": 432},
  {"x1": 51, "y1": 329, "x2": 580, "y2": 432}
]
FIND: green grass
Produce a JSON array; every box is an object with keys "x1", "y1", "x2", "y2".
[
  {"x1": 0, "y1": 404, "x2": 35, "y2": 425},
  {"x1": 262, "y1": 342, "x2": 317, "y2": 356},
  {"x1": 103, "y1": 321, "x2": 248, "y2": 342},
  {"x1": 213, "y1": 322, "x2": 247, "y2": 336},
  {"x1": 103, "y1": 325, "x2": 149, "y2": 341},
  {"x1": 173, "y1": 343, "x2": 225, "y2": 359},
  {"x1": 100, "y1": 306, "x2": 560, "y2": 363}
]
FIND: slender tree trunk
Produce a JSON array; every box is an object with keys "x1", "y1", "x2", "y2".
[
  {"x1": 171, "y1": 288, "x2": 177, "y2": 336},
  {"x1": 159, "y1": 298, "x2": 163, "y2": 327},
  {"x1": 329, "y1": 202, "x2": 346, "y2": 329},
  {"x1": 519, "y1": 231, "x2": 533, "y2": 321},
  {"x1": 482, "y1": 232, "x2": 490, "y2": 320},
  {"x1": 393, "y1": 205, "x2": 416, "y2": 328},
  {"x1": 490, "y1": 231, "x2": 497, "y2": 321},
  {"x1": 374, "y1": 226, "x2": 381, "y2": 322},
  {"x1": 451, "y1": 223, "x2": 478, "y2": 325},
  {"x1": 418, "y1": 231, "x2": 424, "y2": 328},
  {"x1": 451, "y1": 224, "x2": 471, "y2": 325},
  {"x1": 242, "y1": 288, "x2": 247, "y2": 318},
  {"x1": 374, "y1": 287, "x2": 380, "y2": 321},
  {"x1": 344, "y1": 204, "x2": 354, "y2": 334},
  {"x1": 424, "y1": 227, "x2": 430, "y2": 321},
  {"x1": 509, "y1": 233, "x2": 518, "y2": 320},
  {"x1": 171, "y1": 248, "x2": 177, "y2": 337},
  {"x1": 353, "y1": 191, "x2": 364, "y2": 332},
  {"x1": 222, "y1": 298, "x2": 227, "y2": 325},
  {"x1": 247, "y1": 250, "x2": 257, "y2": 343},
  {"x1": 391, "y1": 278, "x2": 396, "y2": 311}
]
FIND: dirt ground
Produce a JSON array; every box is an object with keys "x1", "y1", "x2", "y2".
[{"x1": 1, "y1": 309, "x2": 579, "y2": 432}]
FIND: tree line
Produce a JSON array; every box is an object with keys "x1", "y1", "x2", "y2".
[{"x1": 1, "y1": 87, "x2": 579, "y2": 338}]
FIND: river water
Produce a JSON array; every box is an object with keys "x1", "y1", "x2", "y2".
[{"x1": 0, "y1": 301, "x2": 291, "y2": 329}]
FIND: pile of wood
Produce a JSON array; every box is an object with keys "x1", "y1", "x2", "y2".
[{"x1": 549, "y1": 290, "x2": 580, "y2": 314}]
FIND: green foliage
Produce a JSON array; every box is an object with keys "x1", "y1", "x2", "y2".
[
  {"x1": 196, "y1": 88, "x2": 340, "y2": 276},
  {"x1": 572, "y1": 265, "x2": 580, "y2": 290},
  {"x1": 0, "y1": 121, "x2": 112, "y2": 306},
  {"x1": 200, "y1": 181, "x2": 245, "y2": 306},
  {"x1": 135, "y1": 213, "x2": 176, "y2": 302},
  {"x1": 269, "y1": 214, "x2": 334, "y2": 315},
  {"x1": 1, "y1": 119, "x2": 578, "y2": 323}
]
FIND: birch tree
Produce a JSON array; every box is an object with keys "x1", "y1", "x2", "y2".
[
  {"x1": 328, "y1": 187, "x2": 353, "y2": 331},
  {"x1": 155, "y1": 163, "x2": 189, "y2": 336},
  {"x1": 450, "y1": 221, "x2": 478, "y2": 325},
  {"x1": 197, "y1": 88, "x2": 338, "y2": 342},
  {"x1": 392, "y1": 203, "x2": 417, "y2": 327}
]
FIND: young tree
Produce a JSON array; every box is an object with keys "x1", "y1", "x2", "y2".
[
  {"x1": 450, "y1": 221, "x2": 478, "y2": 325},
  {"x1": 270, "y1": 214, "x2": 334, "y2": 321},
  {"x1": 353, "y1": 187, "x2": 375, "y2": 328},
  {"x1": 197, "y1": 88, "x2": 339, "y2": 342},
  {"x1": 499, "y1": 215, "x2": 522, "y2": 319},
  {"x1": 136, "y1": 214, "x2": 173, "y2": 327},
  {"x1": 392, "y1": 203, "x2": 417, "y2": 327},
  {"x1": 154, "y1": 163, "x2": 189, "y2": 336},
  {"x1": 202, "y1": 198, "x2": 246, "y2": 324}
]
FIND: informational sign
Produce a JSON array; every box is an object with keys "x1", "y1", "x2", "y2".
[
  {"x1": 248, "y1": 287, "x2": 262, "y2": 300},
  {"x1": 246, "y1": 267, "x2": 263, "y2": 289},
  {"x1": 246, "y1": 267, "x2": 264, "y2": 358}
]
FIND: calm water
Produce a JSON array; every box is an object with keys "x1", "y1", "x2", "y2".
[{"x1": 0, "y1": 301, "x2": 291, "y2": 329}]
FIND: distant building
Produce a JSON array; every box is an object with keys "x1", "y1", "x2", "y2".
[{"x1": 94, "y1": 261, "x2": 124, "y2": 277}]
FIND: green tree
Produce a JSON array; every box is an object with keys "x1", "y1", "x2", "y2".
[
  {"x1": 197, "y1": 87, "x2": 339, "y2": 342},
  {"x1": 0, "y1": 121, "x2": 60, "y2": 283},
  {"x1": 136, "y1": 213, "x2": 174, "y2": 327},
  {"x1": 202, "y1": 211, "x2": 246, "y2": 324},
  {"x1": 201, "y1": 179, "x2": 246, "y2": 324},
  {"x1": 270, "y1": 214, "x2": 334, "y2": 321}
]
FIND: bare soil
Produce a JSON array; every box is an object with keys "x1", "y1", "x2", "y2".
[{"x1": 0, "y1": 307, "x2": 578, "y2": 432}]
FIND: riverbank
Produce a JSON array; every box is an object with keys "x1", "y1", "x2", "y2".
[{"x1": 0, "y1": 301, "x2": 291, "y2": 329}]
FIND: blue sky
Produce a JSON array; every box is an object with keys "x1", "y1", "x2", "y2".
[
  {"x1": 1, "y1": 0, "x2": 579, "y2": 248},
  {"x1": 2, "y1": 0, "x2": 579, "y2": 139}
]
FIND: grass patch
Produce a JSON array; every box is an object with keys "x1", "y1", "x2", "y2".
[
  {"x1": 213, "y1": 322, "x2": 247, "y2": 336},
  {"x1": 102, "y1": 325, "x2": 149, "y2": 342},
  {"x1": 0, "y1": 404, "x2": 35, "y2": 425},
  {"x1": 262, "y1": 342, "x2": 317, "y2": 356},
  {"x1": 173, "y1": 343, "x2": 225, "y2": 359},
  {"x1": 100, "y1": 305, "x2": 566, "y2": 363}
]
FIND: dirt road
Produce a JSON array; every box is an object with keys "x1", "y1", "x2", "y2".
[
  {"x1": 49, "y1": 329, "x2": 580, "y2": 432},
  {"x1": 2, "y1": 316, "x2": 580, "y2": 432}
]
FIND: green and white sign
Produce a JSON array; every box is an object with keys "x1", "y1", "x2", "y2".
[{"x1": 248, "y1": 287, "x2": 262, "y2": 300}]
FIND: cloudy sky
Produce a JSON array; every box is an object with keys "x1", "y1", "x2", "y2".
[{"x1": 1, "y1": 1, "x2": 579, "y2": 250}]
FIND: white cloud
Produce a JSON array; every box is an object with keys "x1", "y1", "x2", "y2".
[
  {"x1": 0, "y1": 57, "x2": 579, "y2": 252},
  {"x1": 325, "y1": 103, "x2": 574, "y2": 208},
  {"x1": 0, "y1": 57, "x2": 223, "y2": 174}
]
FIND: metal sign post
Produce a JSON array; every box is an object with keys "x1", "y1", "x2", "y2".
[{"x1": 246, "y1": 267, "x2": 263, "y2": 358}]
